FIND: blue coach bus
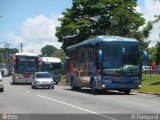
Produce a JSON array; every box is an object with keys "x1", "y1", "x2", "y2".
[{"x1": 66, "y1": 36, "x2": 147, "y2": 94}]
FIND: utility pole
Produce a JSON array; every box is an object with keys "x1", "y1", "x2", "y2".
[
  {"x1": 20, "y1": 43, "x2": 24, "y2": 52},
  {"x1": 6, "y1": 43, "x2": 11, "y2": 75}
]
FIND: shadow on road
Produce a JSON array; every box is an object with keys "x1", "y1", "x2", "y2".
[
  {"x1": 10, "y1": 82, "x2": 31, "y2": 85},
  {"x1": 64, "y1": 88, "x2": 135, "y2": 96},
  {"x1": 150, "y1": 81, "x2": 160, "y2": 85}
]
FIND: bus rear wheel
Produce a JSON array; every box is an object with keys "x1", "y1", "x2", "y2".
[
  {"x1": 71, "y1": 77, "x2": 75, "y2": 90},
  {"x1": 91, "y1": 80, "x2": 97, "y2": 95},
  {"x1": 124, "y1": 89, "x2": 131, "y2": 95}
]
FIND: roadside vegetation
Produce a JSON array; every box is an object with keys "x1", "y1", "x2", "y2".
[
  {"x1": 135, "y1": 73, "x2": 160, "y2": 94},
  {"x1": 59, "y1": 75, "x2": 66, "y2": 85}
]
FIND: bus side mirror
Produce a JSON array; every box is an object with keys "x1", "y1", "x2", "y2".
[
  {"x1": 98, "y1": 50, "x2": 103, "y2": 64},
  {"x1": 140, "y1": 50, "x2": 148, "y2": 63}
]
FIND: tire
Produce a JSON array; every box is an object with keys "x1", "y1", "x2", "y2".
[
  {"x1": 124, "y1": 89, "x2": 131, "y2": 95},
  {"x1": 12, "y1": 80, "x2": 15, "y2": 85},
  {"x1": 51, "y1": 87, "x2": 54, "y2": 89},
  {"x1": 75, "y1": 86, "x2": 81, "y2": 90},
  {"x1": 71, "y1": 77, "x2": 75, "y2": 90},
  {"x1": 0, "y1": 88, "x2": 4, "y2": 92},
  {"x1": 91, "y1": 80, "x2": 97, "y2": 95},
  {"x1": 31, "y1": 85, "x2": 34, "y2": 89}
]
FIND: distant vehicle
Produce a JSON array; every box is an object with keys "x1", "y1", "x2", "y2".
[
  {"x1": 40, "y1": 57, "x2": 61, "y2": 84},
  {"x1": 0, "y1": 71, "x2": 4, "y2": 92},
  {"x1": 66, "y1": 36, "x2": 148, "y2": 94},
  {"x1": 156, "y1": 65, "x2": 160, "y2": 73},
  {"x1": 0, "y1": 68, "x2": 9, "y2": 77},
  {"x1": 31, "y1": 72, "x2": 54, "y2": 89},
  {"x1": 142, "y1": 66, "x2": 152, "y2": 72},
  {"x1": 12, "y1": 52, "x2": 39, "y2": 84}
]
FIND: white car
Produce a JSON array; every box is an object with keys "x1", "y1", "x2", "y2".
[
  {"x1": 0, "y1": 68, "x2": 9, "y2": 76},
  {"x1": 0, "y1": 71, "x2": 4, "y2": 92},
  {"x1": 31, "y1": 72, "x2": 54, "y2": 89},
  {"x1": 142, "y1": 66, "x2": 152, "y2": 72}
]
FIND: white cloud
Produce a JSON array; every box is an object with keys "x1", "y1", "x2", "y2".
[
  {"x1": 138, "y1": 0, "x2": 160, "y2": 47},
  {"x1": 7, "y1": 14, "x2": 62, "y2": 54},
  {"x1": 135, "y1": 5, "x2": 142, "y2": 13}
]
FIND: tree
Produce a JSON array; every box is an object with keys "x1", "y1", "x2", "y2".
[
  {"x1": 155, "y1": 42, "x2": 160, "y2": 65},
  {"x1": 56, "y1": 0, "x2": 151, "y2": 51},
  {"x1": 54, "y1": 49, "x2": 66, "y2": 62},
  {"x1": 147, "y1": 47, "x2": 156, "y2": 63},
  {"x1": 0, "y1": 48, "x2": 19, "y2": 54},
  {"x1": 9, "y1": 48, "x2": 19, "y2": 54},
  {"x1": 41, "y1": 45, "x2": 57, "y2": 56},
  {"x1": 150, "y1": 15, "x2": 160, "y2": 64}
]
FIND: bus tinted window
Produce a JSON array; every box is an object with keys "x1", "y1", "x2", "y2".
[
  {"x1": 15, "y1": 56, "x2": 39, "y2": 73},
  {"x1": 102, "y1": 42, "x2": 139, "y2": 75}
]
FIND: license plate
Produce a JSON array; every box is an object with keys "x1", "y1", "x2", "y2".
[{"x1": 42, "y1": 82, "x2": 48, "y2": 84}]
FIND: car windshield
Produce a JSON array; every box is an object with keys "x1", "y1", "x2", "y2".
[
  {"x1": 36, "y1": 73, "x2": 51, "y2": 78},
  {"x1": 102, "y1": 41, "x2": 140, "y2": 76}
]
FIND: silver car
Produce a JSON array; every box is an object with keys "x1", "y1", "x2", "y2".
[
  {"x1": 0, "y1": 71, "x2": 4, "y2": 92},
  {"x1": 31, "y1": 72, "x2": 54, "y2": 89}
]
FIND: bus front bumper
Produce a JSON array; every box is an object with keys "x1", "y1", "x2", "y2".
[{"x1": 98, "y1": 83, "x2": 141, "y2": 90}]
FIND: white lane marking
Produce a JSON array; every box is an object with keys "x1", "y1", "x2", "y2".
[
  {"x1": 26, "y1": 91, "x2": 30, "y2": 94},
  {"x1": 37, "y1": 94, "x2": 117, "y2": 120}
]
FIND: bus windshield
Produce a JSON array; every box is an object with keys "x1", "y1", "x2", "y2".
[
  {"x1": 15, "y1": 56, "x2": 39, "y2": 73},
  {"x1": 102, "y1": 42, "x2": 140, "y2": 76},
  {"x1": 42, "y1": 62, "x2": 61, "y2": 74}
]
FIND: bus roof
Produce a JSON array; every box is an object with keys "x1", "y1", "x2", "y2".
[
  {"x1": 15, "y1": 52, "x2": 38, "y2": 57},
  {"x1": 67, "y1": 36, "x2": 139, "y2": 50},
  {"x1": 41, "y1": 57, "x2": 61, "y2": 63}
]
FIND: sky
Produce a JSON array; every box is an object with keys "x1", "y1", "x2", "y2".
[{"x1": 0, "y1": 0, "x2": 160, "y2": 54}]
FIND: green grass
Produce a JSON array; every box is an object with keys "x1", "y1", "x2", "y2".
[
  {"x1": 135, "y1": 74, "x2": 160, "y2": 94},
  {"x1": 59, "y1": 75, "x2": 66, "y2": 85}
]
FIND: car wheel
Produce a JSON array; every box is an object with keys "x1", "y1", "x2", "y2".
[
  {"x1": 31, "y1": 85, "x2": 34, "y2": 89},
  {"x1": 51, "y1": 87, "x2": 54, "y2": 89}
]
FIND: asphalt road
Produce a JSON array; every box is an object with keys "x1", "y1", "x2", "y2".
[{"x1": 0, "y1": 77, "x2": 160, "y2": 120}]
